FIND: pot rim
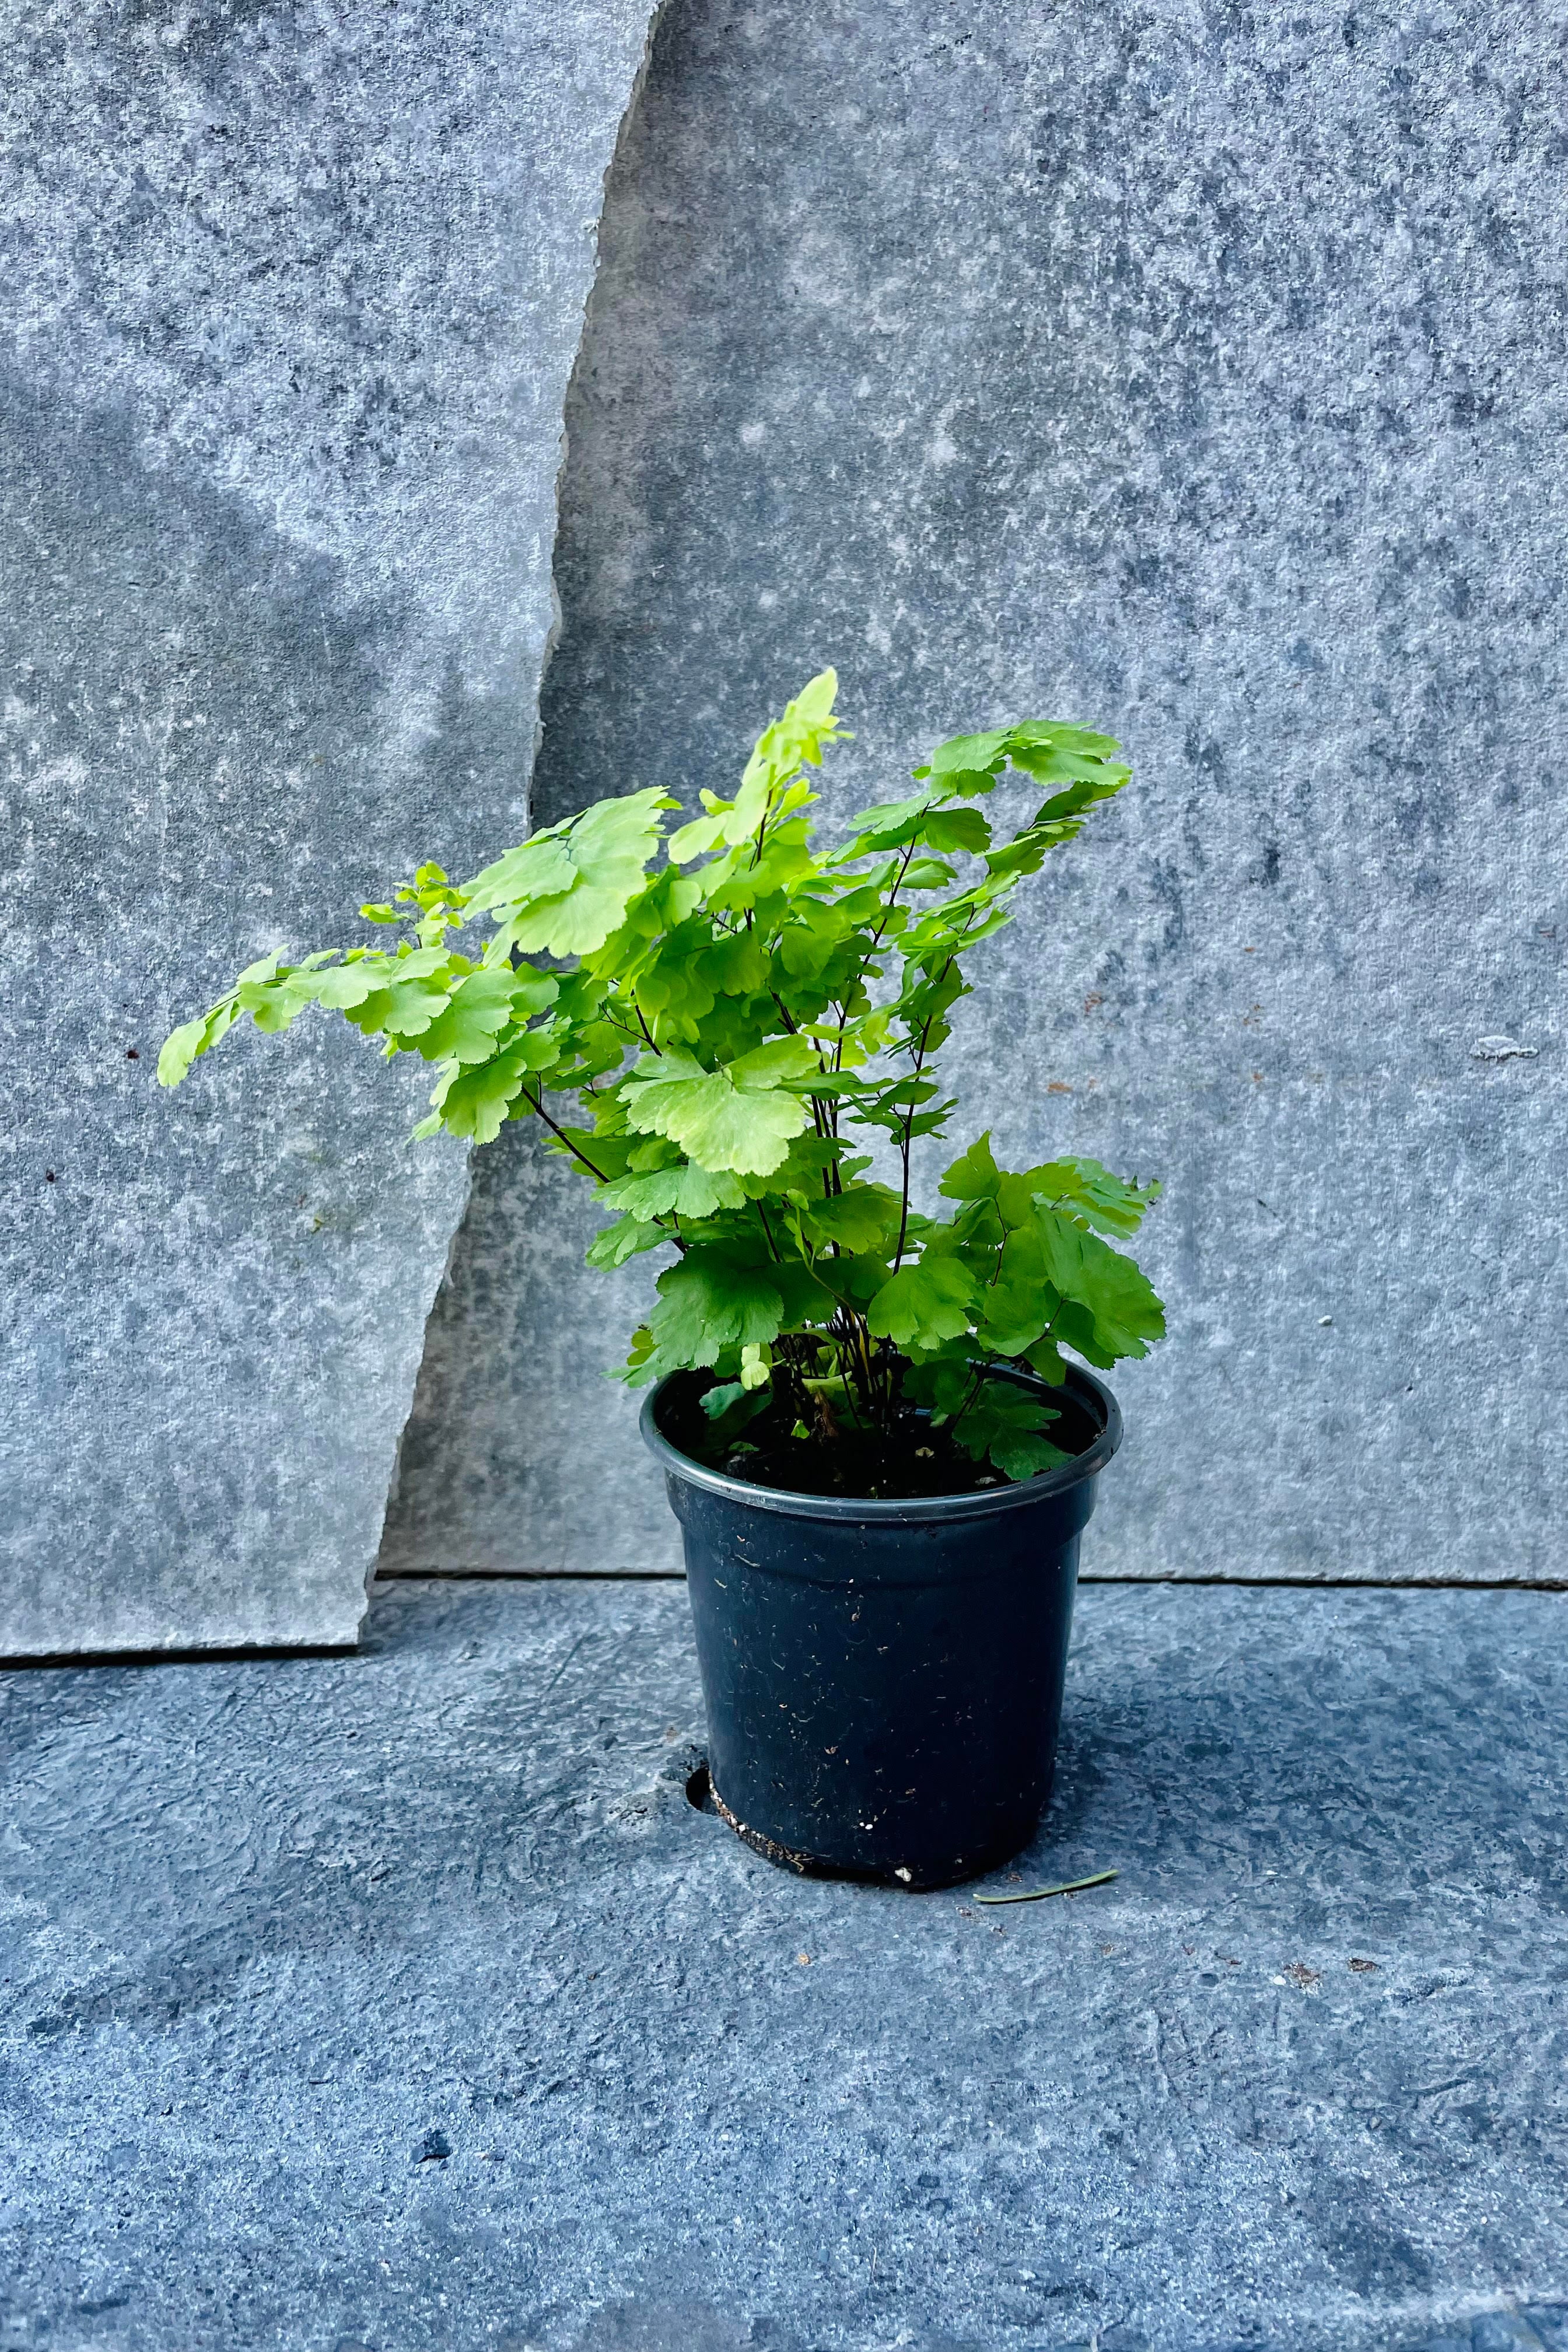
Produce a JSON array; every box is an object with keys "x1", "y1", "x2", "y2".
[{"x1": 639, "y1": 1359, "x2": 1122, "y2": 1524}]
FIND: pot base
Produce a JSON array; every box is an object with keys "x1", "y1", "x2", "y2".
[{"x1": 708, "y1": 1773, "x2": 1029, "y2": 1894}]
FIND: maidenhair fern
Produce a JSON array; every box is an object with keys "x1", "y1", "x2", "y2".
[{"x1": 163, "y1": 670, "x2": 1164, "y2": 1485}]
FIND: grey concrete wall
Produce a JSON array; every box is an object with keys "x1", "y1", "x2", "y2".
[
  {"x1": 384, "y1": 0, "x2": 1568, "y2": 1583},
  {"x1": 2, "y1": 0, "x2": 657, "y2": 1653}
]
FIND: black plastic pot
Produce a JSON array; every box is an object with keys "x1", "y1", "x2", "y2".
[{"x1": 640, "y1": 1363, "x2": 1122, "y2": 1890}]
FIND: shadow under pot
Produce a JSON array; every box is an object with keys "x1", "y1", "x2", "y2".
[{"x1": 640, "y1": 1362, "x2": 1122, "y2": 1891}]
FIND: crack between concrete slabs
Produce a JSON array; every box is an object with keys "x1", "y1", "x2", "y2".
[{"x1": 368, "y1": 0, "x2": 674, "y2": 1624}]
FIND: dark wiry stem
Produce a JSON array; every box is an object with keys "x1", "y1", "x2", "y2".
[
  {"x1": 832, "y1": 839, "x2": 918, "y2": 1072},
  {"x1": 890, "y1": 1009, "x2": 938, "y2": 1273},
  {"x1": 519, "y1": 1085, "x2": 609, "y2": 1183},
  {"x1": 771, "y1": 1330, "x2": 817, "y2": 1429},
  {"x1": 518, "y1": 1083, "x2": 682, "y2": 1248},
  {"x1": 943, "y1": 1365, "x2": 988, "y2": 1443},
  {"x1": 890, "y1": 912, "x2": 979, "y2": 1272},
  {"x1": 632, "y1": 1001, "x2": 662, "y2": 1055}
]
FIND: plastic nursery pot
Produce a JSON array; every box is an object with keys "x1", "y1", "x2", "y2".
[{"x1": 640, "y1": 1363, "x2": 1122, "y2": 1892}]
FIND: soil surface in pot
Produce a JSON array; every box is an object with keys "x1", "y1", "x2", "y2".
[{"x1": 660, "y1": 1374, "x2": 1104, "y2": 1502}]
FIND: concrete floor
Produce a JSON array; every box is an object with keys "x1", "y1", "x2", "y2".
[{"x1": 2, "y1": 1577, "x2": 1566, "y2": 2352}]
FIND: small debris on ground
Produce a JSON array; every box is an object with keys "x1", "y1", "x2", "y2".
[
  {"x1": 1472, "y1": 1034, "x2": 1538, "y2": 1060},
  {"x1": 975, "y1": 1868, "x2": 1118, "y2": 1907}
]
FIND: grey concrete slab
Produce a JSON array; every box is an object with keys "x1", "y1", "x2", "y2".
[
  {"x1": 384, "y1": 0, "x2": 1568, "y2": 1583},
  {"x1": 3, "y1": 1576, "x2": 1565, "y2": 2350},
  {"x1": 0, "y1": 0, "x2": 657, "y2": 1653},
  {"x1": 381, "y1": 1121, "x2": 681, "y2": 1574}
]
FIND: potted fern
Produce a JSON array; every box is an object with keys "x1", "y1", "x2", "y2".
[{"x1": 162, "y1": 671, "x2": 1164, "y2": 1888}]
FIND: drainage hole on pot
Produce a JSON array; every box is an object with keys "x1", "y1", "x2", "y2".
[{"x1": 685, "y1": 1762, "x2": 714, "y2": 1812}]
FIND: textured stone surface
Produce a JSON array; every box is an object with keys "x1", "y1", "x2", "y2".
[
  {"x1": 1, "y1": 0, "x2": 657, "y2": 1650},
  {"x1": 2, "y1": 1577, "x2": 1566, "y2": 2349},
  {"x1": 384, "y1": 0, "x2": 1568, "y2": 1581}
]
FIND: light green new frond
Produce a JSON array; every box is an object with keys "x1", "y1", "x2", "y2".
[
  {"x1": 429, "y1": 1028, "x2": 559, "y2": 1144},
  {"x1": 675, "y1": 668, "x2": 845, "y2": 859},
  {"x1": 464, "y1": 787, "x2": 674, "y2": 956},
  {"x1": 405, "y1": 972, "x2": 514, "y2": 1063},
  {"x1": 599, "y1": 1162, "x2": 749, "y2": 1222},
  {"x1": 620, "y1": 1043, "x2": 815, "y2": 1177},
  {"x1": 158, "y1": 996, "x2": 241, "y2": 1086}
]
